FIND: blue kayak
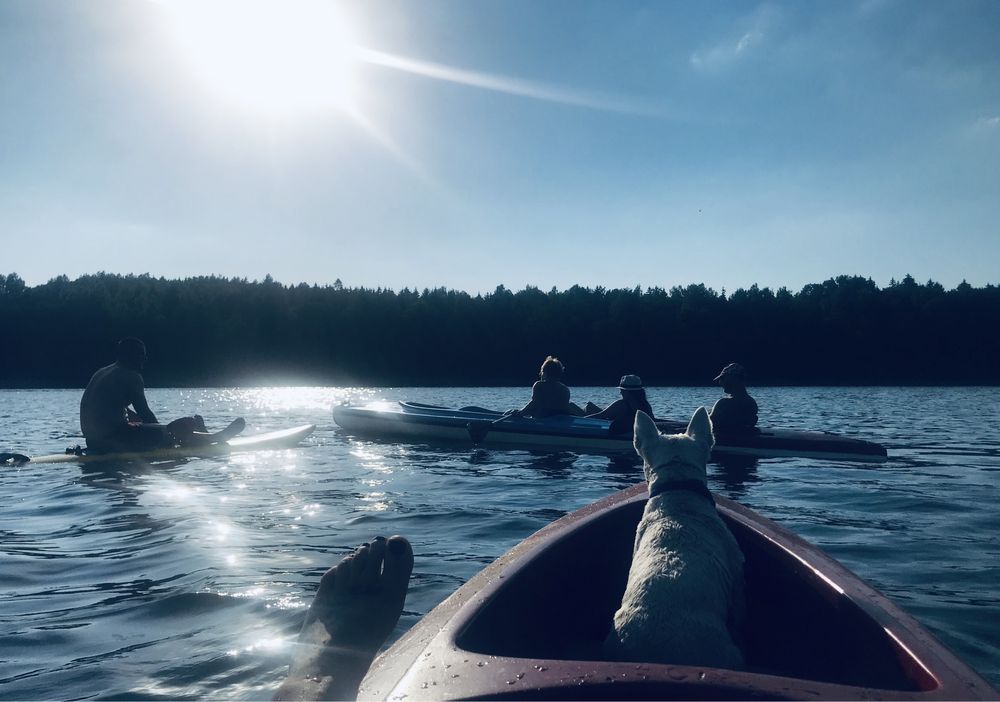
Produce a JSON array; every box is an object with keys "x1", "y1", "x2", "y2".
[{"x1": 332, "y1": 402, "x2": 888, "y2": 462}]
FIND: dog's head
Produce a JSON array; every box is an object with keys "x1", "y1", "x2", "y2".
[{"x1": 634, "y1": 407, "x2": 714, "y2": 489}]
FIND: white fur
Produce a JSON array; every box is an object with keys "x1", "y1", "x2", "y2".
[{"x1": 605, "y1": 407, "x2": 746, "y2": 669}]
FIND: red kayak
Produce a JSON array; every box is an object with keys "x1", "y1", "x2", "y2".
[{"x1": 358, "y1": 483, "x2": 995, "y2": 700}]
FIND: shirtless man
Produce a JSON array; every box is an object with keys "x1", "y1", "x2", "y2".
[
  {"x1": 274, "y1": 535, "x2": 413, "y2": 701},
  {"x1": 80, "y1": 337, "x2": 244, "y2": 453},
  {"x1": 709, "y1": 363, "x2": 759, "y2": 433}
]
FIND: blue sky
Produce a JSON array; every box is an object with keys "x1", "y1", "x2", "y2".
[{"x1": 2, "y1": 0, "x2": 998, "y2": 293}]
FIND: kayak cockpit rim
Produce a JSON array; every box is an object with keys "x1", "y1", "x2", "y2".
[{"x1": 359, "y1": 483, "x2": 993, "y2": 700}]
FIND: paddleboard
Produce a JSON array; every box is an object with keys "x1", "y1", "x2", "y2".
[{"x1": 9, "y1": 424, "x2": 316, "y2": 465}]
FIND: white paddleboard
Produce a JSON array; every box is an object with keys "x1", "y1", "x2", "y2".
[{"x1": 19, "y1": 424, "x2": 316, "y2": 465}]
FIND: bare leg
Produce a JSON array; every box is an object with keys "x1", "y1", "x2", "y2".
[
  {"x1": 167, "y1": 417, "x2": 246, "y2": 446},
  {"x1": 274, "y1": 535, "x2": 413, "y2": 701}
]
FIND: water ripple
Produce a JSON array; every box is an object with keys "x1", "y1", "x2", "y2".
[{"x1": 1, "y1": 386, "x2": 998, "y2": 698}]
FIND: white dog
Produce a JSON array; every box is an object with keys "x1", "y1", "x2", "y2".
[{"x1": 605, "y1": 407, "x2": 745, "y2": 669}]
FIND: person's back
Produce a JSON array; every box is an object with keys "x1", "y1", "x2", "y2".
[
  {"x1": 709, "y1": 363, "x2": 758, "y2": 433},
  {"x1": 80, "y1": 337, "x2": 168, "y2": 453},
  {"x1": 710, "y1": 388, "x2": 758, "y2": 432},
  {"x1": 80, "y1": 362, "x2": 148, "y2": 442},
  {"x1": 508, "y1": 356, "x2": 586, "y2": 418},
  {"x1": 529, "y1": 378, "x2": 571, "y2": 418}
]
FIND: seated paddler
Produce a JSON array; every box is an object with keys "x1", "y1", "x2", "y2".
[
  {"x1": 709, "y1": 362, "x2": 759, "y2": 433},
  {"x1": 505, "y1": 355, "x2": 587, "y2": 418},
  {"x1": 586, "y1": 374, "x2": 654, "y2": 434},
  {"x1": 80, "y1": 337, "x2": 245, "y2": 453}
]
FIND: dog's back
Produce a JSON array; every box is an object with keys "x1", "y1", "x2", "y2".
[{"x1": 605, "y1": 408, "x2": 745, "y2": 669}]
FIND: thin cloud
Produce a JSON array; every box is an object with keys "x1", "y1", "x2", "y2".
[
  {"x1": 964, "y1": 114, "x2": 1000, "y2": 140},
  {"x1": 690, "y1": 5, "x2": 778, "y2": 71},
  {"x1": 691, "y1": 30, "x2": 764, "y2": 70},
  {"x1": 357, "y1": 48, "x2": 673, "y2": 119}
]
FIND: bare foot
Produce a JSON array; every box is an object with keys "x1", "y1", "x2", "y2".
[{"x1": 274, "y1": 535, "x2": 413, "y2": 701}]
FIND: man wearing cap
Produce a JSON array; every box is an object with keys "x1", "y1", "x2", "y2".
[
  {"x1": 586, "y1": 374, "x2": 654, "y2": 435},
  {"x1": 709, "y1": 363, "x2": 758, "y2": 433}
]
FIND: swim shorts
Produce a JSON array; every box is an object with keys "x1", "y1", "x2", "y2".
[{"x1": 85, "y1": 423, "x2": 173, "y2": 454}]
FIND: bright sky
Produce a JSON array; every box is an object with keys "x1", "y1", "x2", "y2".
[{"x1": 2, "y1": 0, "x2": 998, "y2": 293}]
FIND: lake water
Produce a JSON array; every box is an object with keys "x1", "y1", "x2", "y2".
[{"x1": 1, "y1": 386, "x2": 998, "y2": 699}]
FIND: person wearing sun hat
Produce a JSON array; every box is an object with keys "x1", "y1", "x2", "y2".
[
  {"x1": 709, "y1": 363, "x2": 758, "y2": 432},
  {"x1": 586, "y1": 374, "x2": 654, "y2": 435}
]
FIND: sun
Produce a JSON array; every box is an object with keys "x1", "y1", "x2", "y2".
[{"x1": 162, "y1": 0, "x2": 361, "y2": 120}]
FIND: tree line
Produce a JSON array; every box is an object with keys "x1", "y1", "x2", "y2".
[{"x1": 1, "y1": 272, "x2": 997, "y2": 388}]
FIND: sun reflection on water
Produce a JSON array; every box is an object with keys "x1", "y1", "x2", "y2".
[
  {"x1": 226, "y1": 635, "x2": 289, "y2": 659},
  {"x1": 360, "y1": 491, "x2": 389, "y2": 512},
  {"x1": 217, "y1": 386, "x2": 368, "y2": 413},
  {"x1": 153, "y1": 480, "x2": 201, "y2": 503},
  {"x1": 349, "y1": 446, "x2": 383, "y2": 461},
  {"x1": 350, "y1": 443, "x2": 395, "y2": 476},
  {"x1": 213, "y1": 520, "x2": 231, "y2": 541}
]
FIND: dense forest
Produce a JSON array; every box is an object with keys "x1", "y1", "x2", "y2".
[{"x1": 1, "y1": 272, "x2": 998, "y2": 388}]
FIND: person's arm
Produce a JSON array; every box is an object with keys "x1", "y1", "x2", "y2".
[
  {"x1": 507, "y1": 382, "x2": 543, "y2": 417},
  {"x1": 128, "y1": 373, "x2": 158, "y2": 424},
  {"x1": 586, "y1": 399, "x2": 621, "y2": 420},
  {"x1": 506, "y1": 398, "x2": 536, "y2": 417}
]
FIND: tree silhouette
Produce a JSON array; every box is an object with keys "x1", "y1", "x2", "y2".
[{"x1": 1, "y1": 273, "x2": 997, "y2": 387}]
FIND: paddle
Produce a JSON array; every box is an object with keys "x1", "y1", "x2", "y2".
[{"x1": 467, "y1": 412, "x2": 515, "y2": 443}]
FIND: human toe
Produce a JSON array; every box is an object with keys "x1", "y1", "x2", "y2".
[
  {"x1": 360, "y1": 536, "x2": 388, "y2": 588},
  {"x1": 382, "y1": 536, "x2": 414, "y2": 591}
]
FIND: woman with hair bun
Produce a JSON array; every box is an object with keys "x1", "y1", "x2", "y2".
[{"x1": 506, "y1": 356, "x2": 586, "y2": 418}]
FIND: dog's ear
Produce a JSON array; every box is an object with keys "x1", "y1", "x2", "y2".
[
  {"x1": 633, "y1": 410, "x2": 659, "y2": 456},
  {"x1": 686, "y1": 406, "x2": 715, "y2": 451}
]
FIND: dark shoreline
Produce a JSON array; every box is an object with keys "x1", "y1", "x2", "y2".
[{"x1": 3, "y1": 272, "x2": 999, "y2": 388}]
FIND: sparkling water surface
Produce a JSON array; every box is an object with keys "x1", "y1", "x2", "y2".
[{"x1": 1, "y1": 386, "x2": 998, "y2": 698}]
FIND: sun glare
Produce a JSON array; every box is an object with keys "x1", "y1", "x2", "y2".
[{"x1": 162, "y1": 0, "x2": 360, "y2": 119}]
